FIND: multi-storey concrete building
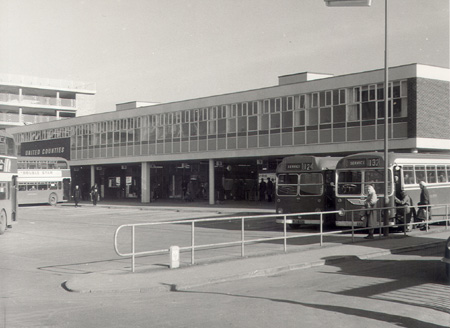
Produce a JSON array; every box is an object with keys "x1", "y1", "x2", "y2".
[
  {"x1": 0, "y1": 74, "x2": 96, "y2": 128},
  {"x1": 6, "y1": 63, "x2": 450, "y2": 204}
]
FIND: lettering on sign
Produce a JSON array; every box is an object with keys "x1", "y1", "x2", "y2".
[
  {"x1": 18, "y1": 170, "x2": 62, "y2": 177},
  {"x1": 286, "y1": 163, "x2": 313, "y2": 171},
  {"x1": 347, "y1": 157, "x2": 382, "y2": 168}
]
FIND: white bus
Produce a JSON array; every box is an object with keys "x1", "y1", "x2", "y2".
[
  {"x1": 335, "y1": 152, "x2": 450, "y2": 227},
  {"x1": 0, "y1": 131, "x2": 18, "y2": 234},
  {"x1": 17, "y1": 157, "x2": 71, "y2": 205}
]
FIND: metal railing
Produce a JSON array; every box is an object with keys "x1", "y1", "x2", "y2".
[{"x1": 114, "y1": 204, "x2": 450, "y2": 273}]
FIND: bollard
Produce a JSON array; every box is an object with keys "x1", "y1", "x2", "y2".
[{"x1": 169, "y1": 246, "x2": 180, "y2": 269}]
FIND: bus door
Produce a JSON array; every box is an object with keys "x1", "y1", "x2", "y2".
[{"x1": 63, "y1": 178, "x2": 71, "y2": 201}]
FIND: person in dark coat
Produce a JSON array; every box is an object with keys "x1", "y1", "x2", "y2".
[
  {"x1": 259, "y1": 178, "x2": 267, "y2": 201},
  {"x1": 73, "y1": 185, "x2": 81, "y2": 208},
  {"x1": 267, "y1": 178, "x2": 274, "y2": 202},
  {"x1": 417, "y1": 181, "x2": 431, "y2": 230},
  {"x1": 91, "y1": 184, "x2": 99, "y2": 206}
]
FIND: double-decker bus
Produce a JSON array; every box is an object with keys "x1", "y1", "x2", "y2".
[
  {"x1": 17, "y1": 157, "x2": 71, "y2": 205},
  {"x1": 275, "y1": 155, "x2": 342, "y2": 228},
  {"x1": 335, "y1": 152, "x2": 450, "y2": 227},
  {"x1": 0, "y1": 131, "x2": 18, "y2": 234}
]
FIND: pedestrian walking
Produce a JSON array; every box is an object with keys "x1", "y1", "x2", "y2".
[
  {"x1": 91, "y1": 183, "x2": 99, "y2": 206},
  {"x1": 73, "y1": 185, "x2": 81, "y2": 207},
  {"x1": 364, "y1": 184, "x2": 378, "y2": 239},
  {"x1": 417, "y1": 181, "x2": 431, "y2": 230}
]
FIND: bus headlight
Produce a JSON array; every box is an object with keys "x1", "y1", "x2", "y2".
[
  {"x1": 338, "y1": 208, "x2": 345, "y2": 217},
  {"x1": 276, "y1": 207, "x2": 284, "y2": 214},
  {"x1": 337, "y1": 198, "x2": 342, "y2": 203},
  {"x1": 277, "y1": 198, "x2": 281, "y2": 203}
]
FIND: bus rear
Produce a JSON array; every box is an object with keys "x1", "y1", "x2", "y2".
[{"x1": 275, "y1": 156, "x2": 339, "y2": 228}]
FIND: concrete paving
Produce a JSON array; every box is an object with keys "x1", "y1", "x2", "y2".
[{"x1": 63, "y1": 201, "x2": 450, "y2": 294}]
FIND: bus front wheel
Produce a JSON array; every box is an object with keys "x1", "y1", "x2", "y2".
[
  {"x1": 0, "y1": 210, "x2": 7, "y2": 235},
  {"x1": 49, "y1": 193, "x2": 58, "y2": 206}
]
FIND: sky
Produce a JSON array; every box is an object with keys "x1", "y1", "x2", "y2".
[{"x1": 1, "y1": 0, "x2": 448, "y2": 115}]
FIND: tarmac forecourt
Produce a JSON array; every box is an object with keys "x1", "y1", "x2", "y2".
[{"x1": 62, "y1": 202, "x2": 450, "y2": 294}]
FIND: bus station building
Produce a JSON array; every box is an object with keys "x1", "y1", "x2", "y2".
[{"x1": 6, "y1": 63, "x2": 450, "y2": 204}]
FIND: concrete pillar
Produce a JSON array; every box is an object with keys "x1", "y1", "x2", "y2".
[
  {"x1": 90, "y1": 166, "x2": 95, "y2": 188},
  {"x1": 209, "y1": 159, "x2": 215, "y2": 205},
  {"x1": 141, "y1": 162, "x2": 151, "y2": 203}
]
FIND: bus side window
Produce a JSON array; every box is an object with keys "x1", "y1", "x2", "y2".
[
  {"x1": 403, "y1": 166, "x2": 414, "y2": 184},
  {"x1": 426, "y1": 165, "x2": 436, "y2": 183},
  {"x1": 18, "y1": 185, "x2": 26, "y2": 191},
  {"x1": 27, "y1": 184, "x2": 37, "y2": 191},
  {"x1": 0, "y1": 183, "x2": 7, "y2": 200},
  {"x1": 415, "y1": 166, "x2": 425, "y2": 183},
  {"x1": 38, "y1": 184, "x2": 48, "y2": 191},
  {"x1": 437, "y1": 165, "x2": 446, "y2": 183},
  {"x1": 50, "y1": 183, "x2": 57, "y2": 190}
]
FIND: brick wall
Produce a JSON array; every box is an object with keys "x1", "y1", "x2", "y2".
[{"x1": 409, "y1": 78, "x2": 450, "y2": 139}]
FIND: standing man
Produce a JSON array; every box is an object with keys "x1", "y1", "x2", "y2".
[
  {"x1": 267, "y1": 178, "x2": 274, "y2": 202},
  {"x1": 418, "y1": 181, "x2": 431, "y2": 230},
  {"x1": 259, "y1": 178, "x2": 266, "y2": 202},
  {"x1": 91, "y1": 183, "x2": 99, "y2": 206},
  {"x1": 73, "y1": 185, "x2": 81, "y2": 208}
]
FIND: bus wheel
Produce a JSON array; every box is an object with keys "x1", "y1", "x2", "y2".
[
  {"x1": 0, "y1": 210, "x2": 7, "y2": 235},
  {"x1": 49, "y1": 193, "x2": 58, "y2": 206}
]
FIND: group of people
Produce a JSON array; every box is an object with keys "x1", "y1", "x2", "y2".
[
  {"x1": 259, "y1": 178, "x2": 275, "y2": 202},
  {"x1": 363, "y1": 181, "x2": 431, "y2": 239},
  {"x1": 73, "y1": 184, "x2": 100, "y2": 207}
]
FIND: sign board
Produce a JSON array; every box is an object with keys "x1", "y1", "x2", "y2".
[
  {"x1": 346, "y1": 157, "x2": 383, "y2": 168},
  {"x1": 21, "y1": 138, "x2": 70, "y2": 160},
  {"x1": 286, "y1": 162, "x2": 314, "y2": 171}
]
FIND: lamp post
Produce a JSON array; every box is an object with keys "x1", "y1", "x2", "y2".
[{"x1": 325, "y1": 0, "x2": 390, "y2": 236}]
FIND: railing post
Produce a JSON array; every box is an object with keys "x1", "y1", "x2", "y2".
[
  {"x1": 446, "y1": 204, "x2": 449, "y2": 229},
  {"x1": 131, "y1": 225, "x2": 135, "y2": 273},
  {"x1": 378, "y1": 208, "x2": 382, "y2": 239},
  {"x1": 241, "y1": 217, "x2": 245, "y2": 258},
  {"x1": 191, "y1": 221, "x2": 195, "y2": 265},
  {"x1": 403, "y1": 205, "x2": 407, "y2": 236},
  {"x1": 319, "y1": 213, "x2": 323, "y2": 246},
  {"x1": 351, "y1": 212, "x2": 354, "y2": 243},
  {"x1": 283, "y1": 214, "x2": 287, "y2": 253}
]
